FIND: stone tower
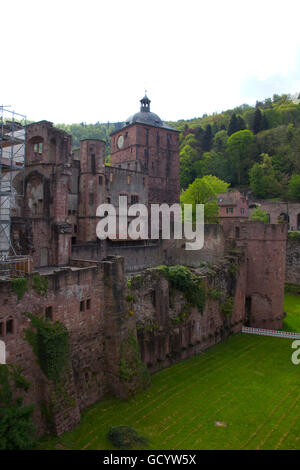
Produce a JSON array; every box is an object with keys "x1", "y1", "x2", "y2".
[{"x1": 110, "y1": 95, "x2": 180, "y2": 205}]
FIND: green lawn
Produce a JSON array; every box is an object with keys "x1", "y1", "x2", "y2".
[
  {"x1": 39, "y1": 333, "x2": 300, "y2": 450},
  {"x1": 283, "y1": 294, "x2": 300, "y2": 332}
]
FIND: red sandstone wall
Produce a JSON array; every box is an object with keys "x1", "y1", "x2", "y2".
[
  {"x1": 0, "y1": 264, "x2": 106, "y2": 434},
  {"x1": 131, "y1": 254, "x2": 246, "y2": 373},
  {"x1": 110, "y1": 123, "x2": 180, "y2": 204},
  {"x1": 222, "y1": 220, "x2": 287, "y2": 329}
]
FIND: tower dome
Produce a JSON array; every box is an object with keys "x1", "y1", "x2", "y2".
[{"x1": 124, "y1": 95, "x2": 174, "y2": 130}]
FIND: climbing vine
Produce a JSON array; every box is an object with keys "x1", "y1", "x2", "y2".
[
  {"x1": 119, "y1": 333, "x2": 150, "y2": 394},
  {"x1": 158, "y1": 265, "x2": 206, "y2": 312},
  {"x1": 220, "y1": 296, "x2": 234, "y2": 316},
  {"x1": 0, "y1": 364, "x2": 36, "y2": 450},
  {"x1": 24, "y1": 313, "x2": 70, "y2": 384},
  {"x1": 32, "y1": 274, "x2": 48, "y2": 296},
  {"x1": 11, "y1": 278, "x2": 27, "y2": 301}
]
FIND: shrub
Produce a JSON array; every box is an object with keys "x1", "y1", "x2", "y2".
[
  {"x1": 285, "y1": 283, "x2": 300, "y2": 295},
  {"x1": 158, "y1": 265, "x2": 206, "y2": 312},
  {"x1": 32, "y1": 274, "x2": 48, "y2": 296},
  {"x1": 250, "y1": 207, "x2": 269, "y2": 224},
  {"x1": 108, "y1": 426, "x2": 148, "y2": 450},
  {"x1": 221, "y1": 296, "x2": 234, "y2": 316},
  {"x1": 0, "y1": 364, "x2": 36, "y2": 450},
  {"x1": 288, "y1": 231, "x2": 300, "y2": 241},
  {"x1": 11, "y1": 278, "x2": 27, "y2": 300}
]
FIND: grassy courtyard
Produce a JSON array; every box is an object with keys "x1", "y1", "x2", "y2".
[{"x1": 40, "y1": 331, "x2": 300, "y2": 450}]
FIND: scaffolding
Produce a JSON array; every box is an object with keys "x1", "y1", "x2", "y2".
[{"x1": 0, "y1": 106, "x2": 28, "y2": 278}]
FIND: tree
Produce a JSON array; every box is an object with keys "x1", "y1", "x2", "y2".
[
  {"x1": 237, "y1": 116, "x2": 246, "y2": 131},
  {"x1": 228, "y1": 114, "x2": 246, "y2": 136},
  {"x1": 288, "y1": 174, "x2": 300, "y2": 200},
  {"x1": 179, "y1": 144, "x2": 198, "y2": 189},
  {"x1": 226, "y1": 130, "x2": 254, "y2": 185},
  {"x1": 202, "y1": 125, "x2": 213, "y2": 152},
  {"x1": 180, "y1": 175, "x2": 230, "y2": 223},
  {"x1": 250, "y1": 207, "x2": 269, "y2": 224},
  {"x1": 213, "y1": 130, "x2": 228, "y2": 153},
  {"x1": 249, "y1": 154, "x2": 281, "y2": 198},
  {"x1": 253, "y1": 107, "x2": 263, "y2": 134},
  {"x1": 228, "y1": 114, "x2": 238, "y2": 136}
]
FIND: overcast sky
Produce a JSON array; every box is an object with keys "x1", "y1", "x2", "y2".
[{"x1": 2, "y1": 0, "x2": 300, "y2": 124}]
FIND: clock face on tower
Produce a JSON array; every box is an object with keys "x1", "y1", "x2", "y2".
[{"x1": 117, "y1": 135, "x2": 124, "y2": 149}]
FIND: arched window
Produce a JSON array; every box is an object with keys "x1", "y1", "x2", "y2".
[{"x1": 278, "y1": 213, "x2": 289, "y2": 223}]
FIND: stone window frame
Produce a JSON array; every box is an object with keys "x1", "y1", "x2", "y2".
[
  {"x1": 45, "y1": 306, "x2": 53, "y2": 321},
  {"x1": 5, "y1": 317, "x2": 14, "y2": 335},
  {"x1": 34, "y1": 142, "x2": 43, "y2": 155},
  {"x1": 130, "y1": 194, "x2": 139, "y2": 205}
]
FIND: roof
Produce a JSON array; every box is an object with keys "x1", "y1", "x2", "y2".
[
  {"x1": 110, "y1": 95, "x2": 179, "y2": 135},
  {"x1": 218, "y1": 191, "x2": 245, "y2": 207}
]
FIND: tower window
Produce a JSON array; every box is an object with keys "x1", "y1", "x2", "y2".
[
  {"x1": 45, "y1": 306, "x2": 53, "y2": 320},
  {"x1": 99, "y1": 176, "x2": 102, "y2": 185},
  {"x1": 110, "y1": 173, "x2": 113, "y2": 182},
  {"x1": 86, "y1": 299, "x2": 91, "y2": 310},
  {"x1": 0, "y1": 322, "x2": 3, "y2": 336},
  {"x1": 131, "y1": 195, "x2": 139, "y2": 204},
  {"x1": 6, "y1": 319, "x2": 13, "y2": 335},
  {"x1": 80, "y1": 301, "x2": 85, "y2": 312},
  {"x1": 89, "y1": 193, "x2": 94, "y2": 205},
  {"x1": 34, "y1": 142, "x2": 43, "y2": 154},
  {"x1": 90, "y1": 153, "x2": 96, "y2": 174},
  {"x1": 127, "y1": 175, "x2": 131, "y2": 185}
]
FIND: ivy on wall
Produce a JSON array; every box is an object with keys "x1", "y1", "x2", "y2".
[
  {"x1": 119, "y1": 333, "x2": 150, "y2": 395},
  {"x1": 158, "y1": 265, "x2": 207, "y2": 312},
  {"x1": 11, "y1": 274, "x2": 48, "y2": 302},
  {"x1": 0, "y1": 364, "x2": 36, "y2": 450},
  {"x1": 24, "y1": 313, "x2": 70, "y2": 384},
  {"x1": 11, "y1": 278, "x2": 28, "y2": 301},
  {"x1": 32, "y1": 274, "x2": 48, "y2": 296},
  {"x1": 220, "y1": 296, "x2": 234, "y2": 316}
]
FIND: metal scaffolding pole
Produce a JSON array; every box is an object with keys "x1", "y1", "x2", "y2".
[{"x1": 0, "y1": 106, "x2": 28, "y2": 278}]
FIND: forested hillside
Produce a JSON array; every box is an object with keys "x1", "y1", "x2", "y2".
[
  {"x1": 56, "y1": 122, "x2": 115, "y2": 158},
  {"x1": 168, "y1": 93, "x2": 300, "y2": 200},
  {"x1": 55, "y1": 93, "x2": 300, "y2": 201}
]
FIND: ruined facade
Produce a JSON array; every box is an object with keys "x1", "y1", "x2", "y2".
[{"x1": 0, "y1": 97, "x2": 288, "y2": 436}]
